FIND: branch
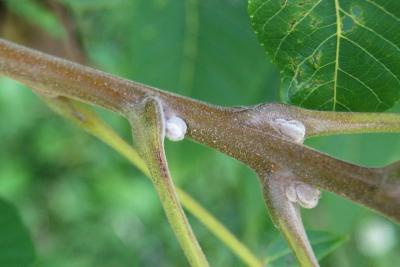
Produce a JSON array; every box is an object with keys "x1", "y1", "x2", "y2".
[
  {"x1": 240, "y1": 103, "x2": 400, "y2": 138},
  {"x1": 45, "y1": 97, "x2": 263, "y2": 267},
  {"x1": 1, "y1": 38, "x2": 399, "y2": 220},
  {"x1": 2, "y1": 37, "x2": 400, "y2": 266},
  {"x1": 127, "y1": 97, "x2": 208, "y2": 267},
  {"x1": 260, "y1": 170, "x2": 319, "y2": 267}
]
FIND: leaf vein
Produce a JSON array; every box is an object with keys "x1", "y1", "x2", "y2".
[
  {"x1": 338, "y1": 67, "x2": 387, "y2": 106},
  {"x1": 273, "y1": 0, "x2": 323, "y2": 60},
  {"x1": 333, "y1": 0, "x2": 342, "y2": 111},
  {"x1": 250, "y1": 0, "x2": 273, "y2": 17},
  {"x1": 335, "y1": 100, "x2": 351, "y2": 111},
  {"x1": 342, "y1": 36, "x2": 400, "y2": 86},
  {"x1": 286, "y1": 33, "x2": 337, "y2": 97},
  {"x1": 366, "y1": 0, "x2": 400, "y2": 22},
  {"x1": 299, "y1": 80, "x2": 335, "y2": 106},
  {"x1": 340, "y1": 8, "x2": 400, "y2": 55},
  {"x1": 262, "y1": 0, "x2": 288, "y2": 32}
]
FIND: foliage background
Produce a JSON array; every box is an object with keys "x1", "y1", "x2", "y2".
[{"x1": 0, "y1": 0, "x2": 399, "y2": 266}]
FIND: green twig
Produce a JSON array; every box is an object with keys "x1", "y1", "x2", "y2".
[
  {"x1": 128, "y1": 97, "x2": 209, "y2": 267},
  {"x1": 178, "y1": 189, "x2": 263, "y2": 267},
  {"x1": 44, "y1": 97, "x2": 263, "y2": 267},
  {"x1": 260, "y1": 171, "x2": 318, "y2": 267},
  {"x1": 244, "y1": 103, "x2": 400, "y2": 138}
]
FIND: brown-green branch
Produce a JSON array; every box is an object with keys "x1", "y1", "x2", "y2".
[{"x1": 1, "y1": 38, "x2": 399, "y2": 223}]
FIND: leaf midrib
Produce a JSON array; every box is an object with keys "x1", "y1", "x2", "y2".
[{"x1": 333, "y1": 0, "x2": 341, "y2": 111}]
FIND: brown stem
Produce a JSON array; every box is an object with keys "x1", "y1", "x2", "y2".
[
  {"x1": 1, "y1": 38, "x2": 399, "y2": 222},
  {"x1": 261, "y1": 170, "x2": 319, "y2": 267}
]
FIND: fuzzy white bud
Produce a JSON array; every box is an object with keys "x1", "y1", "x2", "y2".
[
  {"x1": 273, "y1": 119, "x2": 306, "y2": 143},
  {"x1": 285, "y1": 183, "x2": 298, "y2": 203},
  {"x1": 295, "y1": 183, "x2": 320, "y2": 209},
  {"x1": 285, "y1": 182, "x2": 321, "y2": 209},
  {"x1": 165, "y1": 116, "x2": 187, "y2": 141}
]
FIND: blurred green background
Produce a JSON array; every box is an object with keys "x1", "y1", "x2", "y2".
[{"x1": 0, "y1": 0, "x2": 399, "y2": 266}]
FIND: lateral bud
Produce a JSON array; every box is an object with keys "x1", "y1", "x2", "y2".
[
  {"x1": 285, "y1": 182, "x2": 321, "y2": 209},
  {"x1": 273, "y1": 118, "x2": 306, "y2": 143},
  {"x1": 165, "y1": 116, "x2": 187, "y2": 141}
]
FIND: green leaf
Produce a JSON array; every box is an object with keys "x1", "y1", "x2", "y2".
[
  {"x1": 265, "y1": 231, "x2": 347, "y2": 266},
  {"x1": 0, "y1": 198, "x2": 36, "y2": 267},
  {"x1": 249, "y1": 0, "x2": 400, "y2": 111}
]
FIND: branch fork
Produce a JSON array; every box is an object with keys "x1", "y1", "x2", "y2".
[{"x1": 1, "y1": 38, "x2": 399, "y2": 267}]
